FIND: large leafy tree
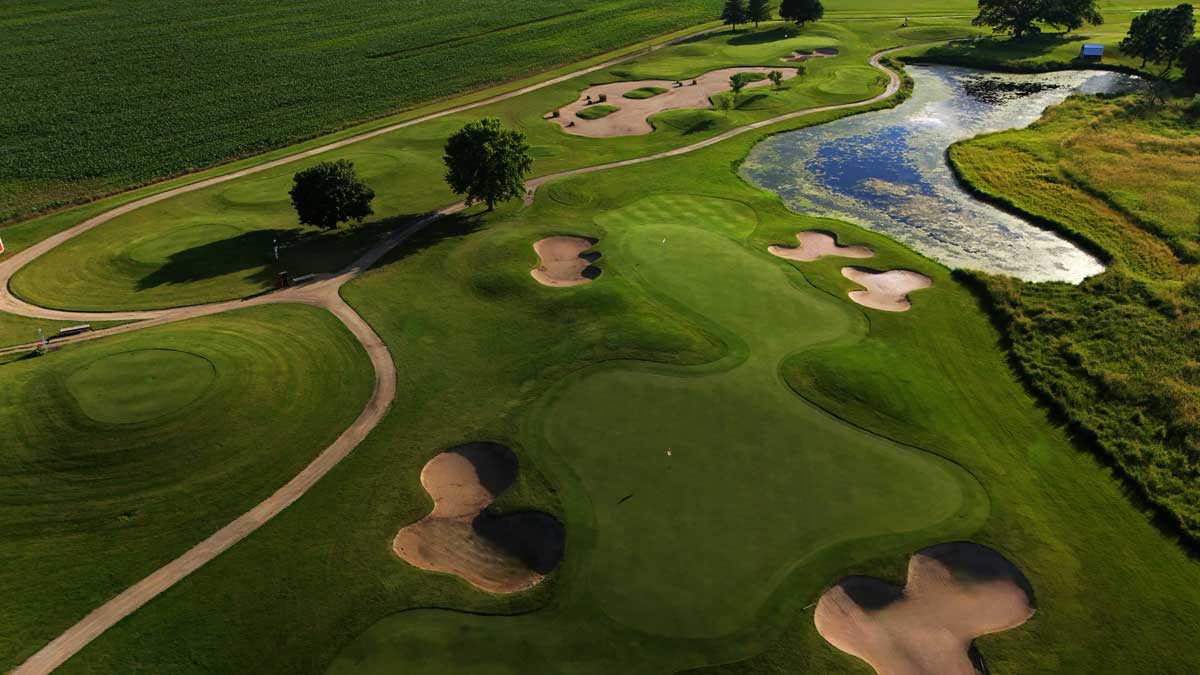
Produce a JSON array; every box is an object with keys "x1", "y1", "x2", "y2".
[
  {"x1": 747, "y1": 0, "x2": 773, "y2": 27},
  {"x1": 288, "y1": 159, "x2": 375, "y2": 230},
  {"x1": 1182, "y1": 38, "x2": 1200, "y2": 86},
  {"x1": 443, "y1": 117, "x2": 533, "y2": 211},
  {"x1": 721, "y1": 0, "x2": 748, "y2": 30},
  {"x1": 1041, "y1": 0, "x2": 1103, "y2": 32},
  {"x1": 779, "y1": 0, "x2": 823, "y2": 26},
  {"x1": 972, "y1": 0, "x2": 1046, "y2": 37},
  {"x1": 1120, "y1": 4, "x2": 1197, "y2": 72},
  {"x1": 973, "y1": 0, "x2": 1102, "y2": 37}
]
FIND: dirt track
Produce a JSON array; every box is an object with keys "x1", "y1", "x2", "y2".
[{"x1": 4, "y1": 34, "x2": 926, "y2": 675}]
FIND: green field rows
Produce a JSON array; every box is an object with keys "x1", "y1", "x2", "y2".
[{"x1": 2, "y1": 0, "x2": 720, "y2": 221}]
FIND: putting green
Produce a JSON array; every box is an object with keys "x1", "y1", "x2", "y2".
[
  {"x1": 65, "y1": 349, "x2": 216, "y2": 424},
  {"x1": 539, "y1": 224, "x2": 979, "y2": 639},
  {"x1": 328, "y1": 203, "x2": 985, "y2": 671}
]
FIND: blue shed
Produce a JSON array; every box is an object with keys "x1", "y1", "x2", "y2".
[{"x1": 1080, "y1": 43, "x2": 1104, "y2": 60}]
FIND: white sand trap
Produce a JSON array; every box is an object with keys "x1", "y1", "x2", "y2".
[
  {"x1": 531, "y1": 235, "x2": 600, "y2": 287},
  {"x1": 815, "y1": 542, "x2": 1036, "y2": 675},
  {"x1": 841, "y1": 267, "x2": 932, "y2": 312},
  {"x1": 769, "y1": 231, "x2": 875, "y2": 262},
  {"x1": 548, "y1": 67, "x2": 797, "y2": 137},
  {"x1": 392, "y1": 443, "x2": 565, "y2": 594}
]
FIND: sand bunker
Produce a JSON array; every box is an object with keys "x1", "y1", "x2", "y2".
[
  {"x1": 531, "y1": 235, "x2": 601, "y2": 287},
  {"x1": 548, "y1": 67, "x2": 797, "y2": 137},
  {"x1": 769, "y1": 231, "x2": 875, "y2": 262},
  {"x1": 392, "y1": 442, "x2": 565, "y2": 594},
  {"x1": 815, "y1": 541, "x2": 1036, "y2": 675},
  {"x1": 783, "y1": 46, "x2": 840, "y2": 62},
  {"x1": 841, "y1": 267, "x2": 932, "y2": 312}
]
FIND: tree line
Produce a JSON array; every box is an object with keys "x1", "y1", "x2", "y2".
[{"x1": 721, "y1": 0, "x2": 823, "y2": 31}]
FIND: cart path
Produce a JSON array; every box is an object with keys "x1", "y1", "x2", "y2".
[{"x1": 5, "y1": 38, "x2": 924, "y2": 675}]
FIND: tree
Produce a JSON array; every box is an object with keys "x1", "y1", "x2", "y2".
[
  {"x1": 972, "y1": 0, "x2": 1045, "y2": 37},
  {"x1": 443, "y1": 117, "x2": 533, "y2": 211},
  {"x1": 748, "y1": 0, "x2": 773, "y2": 27},
  {"x1": 768, "y1": 70, "x2": 784, "y2": 88},
  {"x1": 1041, "y1": 0, "x2": 1103, "y2": 32},
  {"x1": 288, "y1": 160, "x2": 375, "y2": 230},
  {"x1": 716, "y1": 95, "x2": 735, "y2": 115},
  {"x1": 1182, "y1": 38, "x2": 1200, "y2": 87},
  {"x1": 722, "y1": 0, "x2": 748, "y2": 30},
  {"x1": 729, "y1": 73, "x2": 749, "y2": 100},
  {"x1": 1120, "y1": 4, "x2": 1196, "y2": 73},
  {"x1": 779, "y1": 0, "x2": 823, "y2": 27}
]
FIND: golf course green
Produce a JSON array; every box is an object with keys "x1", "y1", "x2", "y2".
[
  {"x1": 3, "y1": 5, "x2": 1199, "y2": 675},
  {"x1": 0, "y1": 304, "x2": 373, "y2": 669}
]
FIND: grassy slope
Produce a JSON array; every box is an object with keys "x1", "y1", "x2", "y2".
[
  {"x1": 1, "y1": 0, "x2": 722, "y2": 221},
  {"x1": 9, "y1": 19, "x2": 927, "y2": 311},
  {"x1": 50, "y1": 91, "x2": 1200, "y2": 674},
  {"x1": 947, "y1": 95, "x2": 1200, "y2": 540},
  {"x1": 0, "y1": 303, "x2": 373, "y2": 670}
]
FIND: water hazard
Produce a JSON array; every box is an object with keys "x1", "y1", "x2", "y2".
[{"x1": 740, "y1": 65, "x2": 1140, "y2": 282}]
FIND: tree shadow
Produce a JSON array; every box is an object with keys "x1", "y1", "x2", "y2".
[
  {"x1": 922, "y1": 33, "x2": 1088, "y2": 64},
  {"x1": 727, "y1": 26, "x2": 793, "y2": 46},
  {"x1": 136, "y1": 228, "x2": 287, "y2": 291},
  {"x1": 135, "y1": 215, "x2": 427, "y2": 292},
  {"x1": 368, "y1": 210, "x2": 489, "y2": 273}
]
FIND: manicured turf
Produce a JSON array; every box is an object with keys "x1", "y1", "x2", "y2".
[
  {"x1": 575, "y1": 103, "x2": 620, "y2": 119},
  {"x1": 48, "y1": 106, "x2": 1200, "y2": 674},
  {"x1": 10, "y1": 19, "x2": 945, "y2": 311},
  {"x1": 1, "y1": 0, "x2": 725, "y2": 221},
  {"x1": 0, "y1": 303, "x2": 373, "y2": 670},
  {"x1": 622, "y1": 85, "x2": 669, "y2": 98}
]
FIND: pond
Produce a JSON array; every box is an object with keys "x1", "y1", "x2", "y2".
[{"x1": 740, "y1": 65, "x2": 1140, "y2": 283}]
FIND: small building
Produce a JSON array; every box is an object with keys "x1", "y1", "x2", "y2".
[{"x1": 1080, "y1": 43, "x2": 1104, "y2": 61}]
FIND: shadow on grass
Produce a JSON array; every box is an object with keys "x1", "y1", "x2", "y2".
[
  {"x1": 135, "y1": 215, "x2": 427, "y2": 292},
  {"x1": 369, "y1": 210, "x2": 489, "y2": 272},
  {"x1": 727, "y1": 26, "x2": 793, "y2": 46},
  {"x1": 920, "y1": 33, "x2": 1090, "y2": 67}
]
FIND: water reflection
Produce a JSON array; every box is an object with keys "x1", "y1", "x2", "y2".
[{"x1": 740, "y1": 65, "x2": 1139, "y2": 283}]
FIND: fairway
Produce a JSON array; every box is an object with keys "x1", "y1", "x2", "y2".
[{"x1": 4, "y1": 4, "x2": 1200, "y2": 675}]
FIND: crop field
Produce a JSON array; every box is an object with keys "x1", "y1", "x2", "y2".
[
  {"x1": 5, "y1": 4, "x2": 1200, "y2": 675},
  {"x1": 0, "y1": 0, "x2": 720, "y2": 221}
]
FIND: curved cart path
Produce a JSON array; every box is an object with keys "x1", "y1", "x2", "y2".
[{"x1": 5, "y1": 38, "x2": 923, "y2": 675}]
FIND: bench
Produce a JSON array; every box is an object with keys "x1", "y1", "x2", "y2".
[{"x1": 53, "y1": 324, "x2": 92, "y2": 339}]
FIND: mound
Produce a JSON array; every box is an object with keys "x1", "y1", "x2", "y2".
[
  {"x1": 549, "y1": 66, "x2": 797, "y2": 137},
  {"x1": 815, "y1": 541, "x2": 1035, "y2": 675},
  {"x1": 531, "y1": 236, "x2": 600, "y2": 287},
  {"x1": 126, "y1": 223, "x2": 243, "y2": 265},
  {"x1": 65, "y1": 348, "x2": 216, "y2": 424},
  {"x1": 841, "y1": 267, "x2": 932, "y2": 312},
  {"x1": 392, "y1": 443, "x2": 564, "y2": 593},
  {"x1": 769, "y1": 231, "x2": 874, "y2": 262}
]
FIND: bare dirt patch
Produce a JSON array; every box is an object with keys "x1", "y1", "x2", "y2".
[
  {"x1": 531, "y1": 235, "x2": 601, "y2": 287},
  {"x1": 392, "y1": 442, "x2": 565, "y2": 594},
  {"x1": 841, "y1": 267, "x2": 932, "y2": 312},
  {"x1": 769, "y1": 231, "x2": 875, "y2": 262},
  {"x1": 547, "y1": 67, "x2": 797, "y2": 137},
  {"x1": 815, "y1": 541, "x2": 1036, "y2": 675},
  {"x1": 783, "y1": 46, "x2": 840, "y2": 62}
]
